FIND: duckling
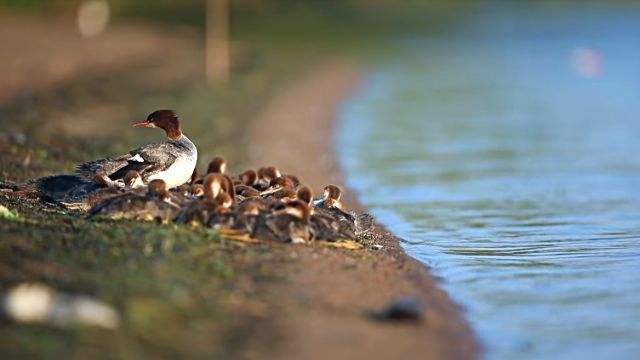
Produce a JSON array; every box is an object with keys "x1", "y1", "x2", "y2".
[
  {"x1": 239, "y1": 169, "x2": 258, "y2": 187},
  {"x1": 235, "y1": 184, "x2": 261, "y2": 199},
  {"x1": 174, "y1": 174, "x2": 228, "y2": 225},
  {"x1": 207, "y1": 192, "x2": 236, "y2": 230},
  {"x1": 255, "y1": 166, "x2": 281, "y2": 191},
  {"x1": 260, "y1": 176, "x2": 295, "y2": 197},
  {"x1": 314, "y1": 184, "x2": 345, "y2": 210},
  {"x1": 86, "y1": 170, "x2": 144, "y2": 208},
  {"x1": 231, "y1": 200, "x2": 263, "y2": 234},
  {"x1": 88, "y1": 179, "x2": 179, "y2": 223},
  {"x1": 253, "y1": 200, "x2": 312, "y2": 243},
  {"x1": 282, "y1": 174, "x2": 301, "y2": 188},
  {"x1": 296, "y1": 185, "x2": 313, "y2": 207}
]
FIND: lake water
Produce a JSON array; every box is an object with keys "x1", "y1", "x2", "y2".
[{"x1": 337, "y1": 4, "x2": 640, "y2": 359}]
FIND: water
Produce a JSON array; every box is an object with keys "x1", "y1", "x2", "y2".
[{"x1": 337, "y1": 4, "x2": 640, "y2": 359}]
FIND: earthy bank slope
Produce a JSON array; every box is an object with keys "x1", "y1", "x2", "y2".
[{"x1": 246, "y1": 61, "x2": 478, "y2": 359}]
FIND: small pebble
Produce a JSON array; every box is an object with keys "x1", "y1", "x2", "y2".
[
  {"x1": 370, "y1": 296, "x2": 423, "y2": 322},
  {"x1": 370, "y1": 244, "x2": 383, "y2": 250}
]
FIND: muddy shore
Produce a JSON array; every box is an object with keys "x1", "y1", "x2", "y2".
[{"x1": 245, "y1": 61, "x2": 478, "y2": 359}]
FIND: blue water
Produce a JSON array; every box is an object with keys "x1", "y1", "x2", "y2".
[{"x1": 337, "y1": 5, "x2": 640, "y2": 359}]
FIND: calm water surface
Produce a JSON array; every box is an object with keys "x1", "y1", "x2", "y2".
[{"x1": 338, "y1": 5, "x2": 640, "y2": 359}]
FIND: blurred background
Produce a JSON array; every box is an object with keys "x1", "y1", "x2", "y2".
[{"x1": 2, "y1": 1, "x2": 640, "y2": 359}]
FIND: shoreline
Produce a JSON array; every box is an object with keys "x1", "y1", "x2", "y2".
[{"x1": 246, "y1": 60, "x2": 478, "y2": 359}]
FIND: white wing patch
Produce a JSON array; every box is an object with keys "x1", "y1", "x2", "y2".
[{"x1": 130, "y1": 154, "x2": 145, "y2": 163}]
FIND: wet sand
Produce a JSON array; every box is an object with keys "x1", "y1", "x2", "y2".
[{"x1": 246, "y1": 60, "x2": 478, "y2": 359}]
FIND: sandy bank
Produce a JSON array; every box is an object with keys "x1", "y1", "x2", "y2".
[{"x1": 245, "y1": 61, "x2": 478, "y2": 359}]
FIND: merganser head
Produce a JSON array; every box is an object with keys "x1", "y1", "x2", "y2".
[
  {"x1": 240, "y1": 169, "x2": 257, "y2": 186},
  {"x1": 134, "y1": 110, "x2": 182, "y2": 140},
  {"x1": 123, "y1": 170, "x2": 145, "y2": 189},
  {"x1": 147, "y1": 179, "x2": 169, "y2": 200},
  {"x1": 203, "y1": 174, "x2": 225, "y2": 200},
  {"x1": 207, "y1": 156, "x2": 227, "y2": 174},
  {"x1": 296, "y1": 185, "x2": 313, "y2": 206},
  {"x1": 323, "y1": 185, "x2": 342, "y2": 201}
]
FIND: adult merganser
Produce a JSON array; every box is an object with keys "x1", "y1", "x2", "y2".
[{"x1": 77, "y1": 110, "x2": 197, "y2": 189}]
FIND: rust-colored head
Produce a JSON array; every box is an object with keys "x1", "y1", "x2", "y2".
[
  {"x1": 191, "y1": 184, "x2": 204, "y2": 197},
  {"x1": 240, "y1": 169, "x2": 258, "y2": 186},
  {"x1": 134, "y1": 110, "x2": 182, "y2": 140},
  {"x1": 147, "y1": 179, "x2": 169, "y2": 199},
  {"x1": 207, "y1": 156, "x2": 227, "y2": 174},
  {"x1": 122, "y1": 170, "x2": 143, "y2": 188},
  {"x1": 296, "y1": 185, "x2": 313, "y2": 206},
  {"x1": 323, "y1": 185, "x2": 342, "y2": 201}
]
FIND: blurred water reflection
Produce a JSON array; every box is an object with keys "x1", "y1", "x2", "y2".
[{"x1": 339, "y1": 4, "x2": 640, "y2": 359}]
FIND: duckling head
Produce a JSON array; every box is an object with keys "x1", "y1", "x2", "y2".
[
  {"x1": 147, "y1": 179, "x2": 169, "y2": 200},
  {"x1": 240, "y1": 169, "x2": 258, "y2": 186},
  {"x1": 323, "y1": 185, "x2": 342, "y2": 201},
  {"x1": 296, "y1": 185, "x2": 313, "y2": 206},
  {"x1": 283, "y1": 174, "x2": 301, "y2": 188},
  {"x1": 123, "y1": 170, "x2": 144, "y2": 189},
  {"x1": 207, "y1": 156, "x2": 227, "y2": 174}
]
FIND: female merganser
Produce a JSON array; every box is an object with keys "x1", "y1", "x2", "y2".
[
  {"x1": 77, "y1": 110, "x2": 197, "y2": 189},
  {"x1": 88, "y1": 179, "x2": 179, "y2": 222}
]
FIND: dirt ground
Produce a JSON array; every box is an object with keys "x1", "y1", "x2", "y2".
[{"x1": 0, "y1": 10, "x2": 478, "y2": 360}]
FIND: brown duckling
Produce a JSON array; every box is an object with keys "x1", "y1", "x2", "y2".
[
  {"x1": 174, "y1": 174, "x2": 229, "y2": 225},
  {"x1": 314, "y1": 184, "x2": 345, "y2": 210},
  {"x1": 88, "y1": 179, "x2": 179, "y2": 223},
  {"x1": 239, "y1": 169, "x2": 258, "y2": 186},
  {"x1": 260, "y1": 176, "x2": 295, "y2": 197},
  {"x1": 255, "y1": 166, "x2": 281, "y2": 191},
  {"x1": 252, "y1": 200, "x2": 312, "y2": 244}
]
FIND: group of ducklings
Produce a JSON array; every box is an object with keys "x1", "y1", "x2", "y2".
[{"x1": 88, "y1": 157, "x2": 372, "y2": 244}]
